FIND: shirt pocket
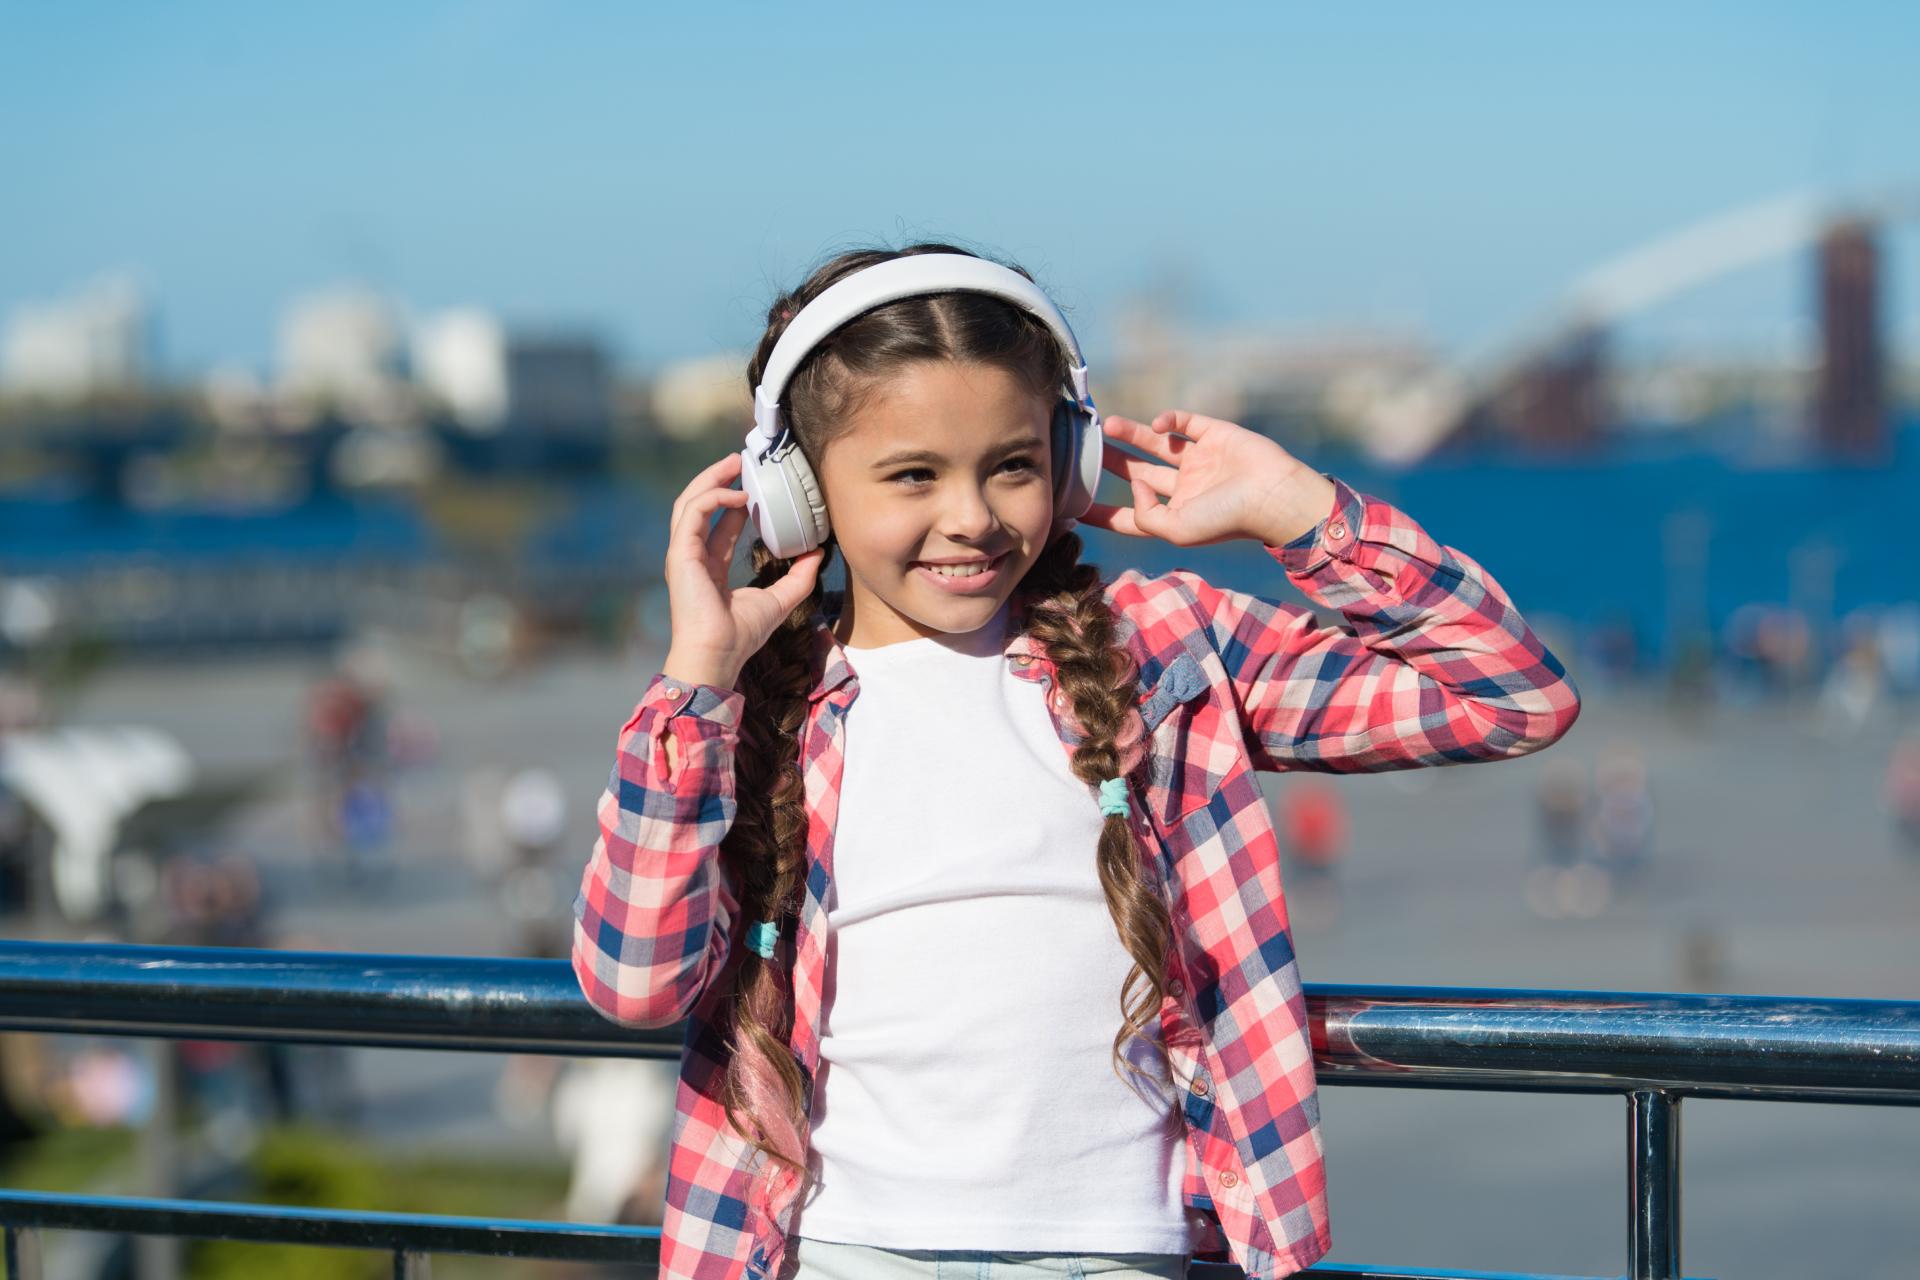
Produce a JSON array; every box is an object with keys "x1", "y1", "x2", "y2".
[{"x1": 1138, "y1": 651, "x2": 1232, "y2": 827}]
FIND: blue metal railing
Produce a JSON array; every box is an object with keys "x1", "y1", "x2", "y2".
[{"x1": 0, "y1": 939, "x2": 1914, "y2": 1280}]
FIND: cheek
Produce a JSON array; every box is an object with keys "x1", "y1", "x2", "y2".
[
  {"x1": 836, "y1": 502, "x2": 922, "y2": 568},
  {"x1": 1005, "y1": 483, "x2": 1055, "y2": 538}
]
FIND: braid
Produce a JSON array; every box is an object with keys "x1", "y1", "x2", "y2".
[
  {"x1": 717, "y1": 540, "x2": 831, "y2": 1191},
  {"x1": 1019, "y1": 532, "x2": 1180, "y2": 1104}
]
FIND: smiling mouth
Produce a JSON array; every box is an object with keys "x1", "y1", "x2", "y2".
[{"x1": 914, "y1": 553, "x2": 1007, "y2": 579}]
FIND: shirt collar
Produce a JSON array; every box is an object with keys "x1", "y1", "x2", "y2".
[{"x1": 804, "y1": 591, "x2": 1046, "y2": 703}]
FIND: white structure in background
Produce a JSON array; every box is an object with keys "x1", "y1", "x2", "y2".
[
  {"x1": 277, "y1": 284, "x2": 408, "y2": 415},
  {"x1": 1108, "y1": 295, "x2": 1458, "y2": 462},
  {"x1": 414, "y1": 308, "x2": 509, "y2": 431},
  {"x1": 201, "y1": 363, "x2": 274, "y2": 432},
  {"x1": 1, "y1": 275, "x2": 151, "y2": 397},
  {"x1": 0, "y1": 725, "x2": 193, "y2": 923},
  {"x1": 651, "y1": 351, "x2": 748, "y2": 440},
  {"x1": 414, "y1": 310, "x2": 611, "y2": 435}
]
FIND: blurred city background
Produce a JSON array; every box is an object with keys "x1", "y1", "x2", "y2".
[{"x1": 1, "y1": 4, "x2": 1917, "y2": 1278}]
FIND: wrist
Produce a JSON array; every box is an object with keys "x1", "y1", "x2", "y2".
[
  {"x1": 1252, "y1": 465, "x2": 1338, "y2": 546},
  {"x1": 662, "y1": 648, "x2": 740, "y2": 691}
]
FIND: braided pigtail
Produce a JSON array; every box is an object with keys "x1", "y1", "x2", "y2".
[
  {"x1": 716, "y1": 540, "x2": 832, "y2": 1192},
  {"x1": 1018, "y1": 532, "x2": 1178, "y2": 1103}
]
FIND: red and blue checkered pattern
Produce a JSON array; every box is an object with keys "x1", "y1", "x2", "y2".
[{"x1": 573, "y1": 476, "x2": 1582, "y2": 1280}]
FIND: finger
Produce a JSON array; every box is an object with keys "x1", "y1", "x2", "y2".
[
  {"x1": 671, "y1": 453, "x2": 745, "y2": 528},
  {"x1": 1099, "y1": 441, "x2": 1177, "y2": 495},
  {"x1": 671, "y1": 452, "x2": 742, "y2": 529},
  {"x1": 671, "y1": 488, "x2": 748, "y2": 562},
  {"x1": 1151, "y1": 409, "x2": 1230, "y2": 441},
  {"x1": 704, "y1": 503, "x2": 750, "y2": 579},
  {"x1": 1129, "y1": 476, "x2": 1176, "y2": 540},
  {"x1": 1080, "y1": 501, "x2": 1148, "y2": 538},
  {"x1": 1101, "y1": 414, "x2": 1187, "y2": 465}
]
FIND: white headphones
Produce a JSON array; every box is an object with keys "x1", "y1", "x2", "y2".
[{"x1": 739, "y1": 253, "x2": 1104, "y2": 559}]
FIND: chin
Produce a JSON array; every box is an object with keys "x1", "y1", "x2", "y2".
[{"x1": 903, "y1": 590, "x2": 1009, "y2": 633}]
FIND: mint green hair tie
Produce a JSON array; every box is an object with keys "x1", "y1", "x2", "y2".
[
  {"x1": 1097, "y1": 777, "x2": 1131, "y2": 819},
  {"x1": 745, "y1": 919, "x2": 780, "y2": 959}
]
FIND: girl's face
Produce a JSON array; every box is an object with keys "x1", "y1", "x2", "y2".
[{"x1": 814, "y1": 360, "x2": 1055, "y2": 649}]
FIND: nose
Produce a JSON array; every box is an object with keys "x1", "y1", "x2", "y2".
[{"x1": 938, "y1": 480, "x2": 997, "y2": 543}]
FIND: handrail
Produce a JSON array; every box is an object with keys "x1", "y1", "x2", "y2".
[
  {"x1": 0, "y1": 940, "x2": 1912, "y2": 1101},
  {"x1": 1, "y1": 939, "x2": 1915, "y2": 1280}
]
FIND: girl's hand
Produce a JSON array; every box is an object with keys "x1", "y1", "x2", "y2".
[
  {"x1": 660, "y1": 453, "x2": 824, "y2": 690},
  {"x1": 1082, "y1": 411, "x2": 1338, "y2": 548}
]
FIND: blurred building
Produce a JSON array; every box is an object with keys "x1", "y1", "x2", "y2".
[
  {"x1": 1470, "y1": 321, "x2": 1611, "y2": 454},
  {"x1": 650, "y1": 352, "x2": 749, "y2": 441},
  {"x1": 414, "y1": 309, "x2": 510, "y2": 432},
  {"x1": 415, "y1": 311, "x2": 612, "y2": 438},
  {"x1": 1107, "y1": 294, "x2": 1451, "y2": 457},
  {"x1": 0, "y1": 275, "x2": 152, "y2": 397},
  {"x1": 504, "y1": 335, "x2": 611, "y2": 435},
  {"x1": 277, "y1": 285, "x2": 409, "y2": 419},
  {"x1": 1815, "y1": 217, "x2": 1885, "y2": 460}
]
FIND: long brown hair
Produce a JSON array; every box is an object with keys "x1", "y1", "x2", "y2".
[{"x1": 721, "y1": 241, "x2": 1174, "y2": 1195}]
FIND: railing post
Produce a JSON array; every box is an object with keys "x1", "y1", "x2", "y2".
[
  {"x1": 4, "y1": 1226, "x2": 44, "y2": 1280},
  {"x1": 1626, "y1": 1088, "x2": 1682, "y2": 1280},
  {"x1": 136, "y1": 1038, "x2": 182, "y2": 1280},
  {"x1": 395, "y1": 1248, "x2": 432, "y2": 1279}
]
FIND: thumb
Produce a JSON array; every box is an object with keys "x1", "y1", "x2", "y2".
[{"x1": 763, "y1": 547, "x2": 825, "y2": 614}]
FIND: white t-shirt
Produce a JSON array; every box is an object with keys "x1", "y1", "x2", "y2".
[{"x1": 792, "y1": 606, "x2": 1189, "y2": 1252}]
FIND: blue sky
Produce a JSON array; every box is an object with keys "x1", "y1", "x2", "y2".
[{"x1": 1, "y1": 2, "x2": 1915, "y2": 377}]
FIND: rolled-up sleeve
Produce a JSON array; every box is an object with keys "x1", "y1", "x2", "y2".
[
  {"x1": 571, "y1": 673, "x2": 746, "y2": 1028},
  {"x1": 1188, "y1": 475, "x2": 1582, "y2": 771}
]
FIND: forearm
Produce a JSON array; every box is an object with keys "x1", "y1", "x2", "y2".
[
  {"x1": 570, "y1": 674, "x2": 745, "y2": 1027},
  {"x1": 1220, "y1": 477, "x2": 1582, "y2": 769}
]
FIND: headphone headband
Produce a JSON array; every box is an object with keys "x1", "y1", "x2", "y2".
[
  {"x1": 747, "y1": 253, "x2": 1092, "y2": 457},
  {"x1": 738, "y1": 252, "x2": 1103, "y2": 558}
]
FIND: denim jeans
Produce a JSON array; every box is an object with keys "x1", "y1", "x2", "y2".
[{"x1": 788, "y1": 1236, "x2": 1189, "y2": 1280}]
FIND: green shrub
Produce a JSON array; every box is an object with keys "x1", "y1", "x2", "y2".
[{"x1": 187, "y1": 1125, "x2": 572, "y2": 1280}]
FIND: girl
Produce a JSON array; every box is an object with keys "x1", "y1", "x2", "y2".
[{"x1": 572, "y1": 243, "x2": 1581, "y2": 1280}]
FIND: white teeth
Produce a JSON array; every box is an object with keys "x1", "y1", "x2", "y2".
[{"x1": 924, "y1": 561, "x2": 989, "y2": 578}]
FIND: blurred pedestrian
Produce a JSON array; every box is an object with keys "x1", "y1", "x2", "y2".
[
  {"x1": 1534, "y1": 760, "x2": 1588, "y2": 871},
  {"x1": 304, "y1": 644, "x2": 399, "y2": 886},
  {"x1": 1275, "y1": 777, "x2": 1347, "y2": 929},
  {"x1": 1527, "y1": 759, "x2": 1609, "y2": 917},
  {"x1": 1590, "y1": 749, "x2": 1653, "y2": 885},
  {"x1": 551, "y1": 1056, "x2": 680, "y2": 1228},
  {"x1": 1815, "y1": 632, "x2": 1883, "y2": 737},
  {"x1": 1885, "y1": 736, "x2": 1920, "y2": 861}
]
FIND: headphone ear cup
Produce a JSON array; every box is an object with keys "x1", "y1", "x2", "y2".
[
  {"x1": 1050, "y1": 398, "x2": 1099, "y2": 522},
  {"x1": 1050, "y1": 400, "x2": 1075, "y2": 505},
  {"x1": 741, "y1": 438, "x2": 830, "y2": 558},
  {"x1": 788, "y1": 449, "x2": 830, "y2": 551}
]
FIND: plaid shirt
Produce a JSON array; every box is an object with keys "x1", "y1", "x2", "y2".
[{"x1": 573, "y1": 475, "x2": 1581, "y2": 1280}]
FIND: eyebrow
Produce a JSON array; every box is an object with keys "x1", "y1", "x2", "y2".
[{"x1": 868, "y1": 434, "x2": 1046, "y2": 471}]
